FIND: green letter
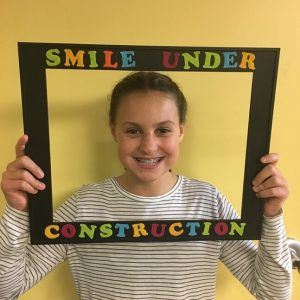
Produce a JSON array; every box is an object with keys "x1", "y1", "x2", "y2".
[
  {"x1": 88, "y1": 50, "x2": 99, "y2": 68},
  {"x1": 46, "y1": 49, "x2": 61, "y2": 66},
  {"x1": 182, "y1": 51, "x2": 200, "y2": 70},
  {"x1": 203, "y1": 52, "x2": 221, "y2": 69},
  {"x1": 100, "y1": 223, "x2": 113, "y2": 238},
  {"x1": 202, "y1": 222, "x2": 212, "y2": 236},
  {"x1": 229, "y1": 222, "x2": 246, "y2": 236},
  {"x1": 79, "y1": 224, "x2": 97, "y2": 239}
]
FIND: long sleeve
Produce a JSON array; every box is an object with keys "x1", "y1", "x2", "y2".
[
  {"x1": 219, "y1": 193, "x2": 292, "y2": 299},
  {"x1": 0, "y1": 204, "x2": 68, "y2": 300}
]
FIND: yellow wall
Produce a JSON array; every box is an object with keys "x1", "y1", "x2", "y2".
[{"x1": 0, "y1": 0, "x2": 299, "y2": 299}]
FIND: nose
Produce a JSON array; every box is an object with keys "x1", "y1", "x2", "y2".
[{"x1": 139, "y1": 133, "x2": 158, "y2": 154}]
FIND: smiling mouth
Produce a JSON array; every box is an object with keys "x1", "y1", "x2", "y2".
[{"x1": 134, "y1": 157, "x2": 163, "y2": 165}]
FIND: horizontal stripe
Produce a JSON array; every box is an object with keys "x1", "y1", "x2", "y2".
[{"x1": 0, "y1": 176, "x2": 292, "y2": 300}]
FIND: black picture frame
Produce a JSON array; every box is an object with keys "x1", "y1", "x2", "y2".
[{"x1": 18, "y1": 42, "x2": 279, "y2": 244}]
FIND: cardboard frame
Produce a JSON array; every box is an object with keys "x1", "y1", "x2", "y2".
[{"x1": 18, "y1": 43, "x2": 279, "y2": 244}]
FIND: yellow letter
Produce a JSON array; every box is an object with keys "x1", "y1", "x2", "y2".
[
  {"x1": 132, "y1": 223, "x2": 148, "y2": 237},
  {"x1": 169, "y1": 222, "x2": 183, "y2": 236},
  {"x1": 44, "y1": 224, "x2": 60, "y2": 239}
]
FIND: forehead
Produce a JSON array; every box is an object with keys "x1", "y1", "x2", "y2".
[{"x1": 115, "y1": 91, "x2": 180, "y2": 123}]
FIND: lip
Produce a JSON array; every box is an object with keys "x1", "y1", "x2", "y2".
[{"x1": 134, "y1": 157, "x2": 163, "y2": 169}]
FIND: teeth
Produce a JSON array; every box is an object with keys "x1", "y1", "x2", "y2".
[{"x1": 136, "y1": 158, "x2": 160, "y2": 164}]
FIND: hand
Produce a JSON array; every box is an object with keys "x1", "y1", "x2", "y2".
[
  {"x1": 1, "y1": 135, "x2": 45, "y2": 212},
  {"x1": 252, "y1": 153, "x2": 289, "y2": 217}
]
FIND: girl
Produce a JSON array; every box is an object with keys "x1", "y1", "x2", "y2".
[{"x1": 0, "y1": 72, "x2": 291, "y2": 299}]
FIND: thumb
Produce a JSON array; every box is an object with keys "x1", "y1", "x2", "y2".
[{"x1": 15, "y1": 134, "x2": 29, "y2": 158}]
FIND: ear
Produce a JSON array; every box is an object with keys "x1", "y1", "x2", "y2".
[
  {"x1": 179, "y1": 123, "x2": 185, "y2": 142},
  {"x1": 110, "y1": 122, "x2": 117, "y2": 142}
]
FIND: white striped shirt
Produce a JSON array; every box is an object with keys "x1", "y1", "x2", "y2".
[{"x1": 0, "y1": 176, "x2": 292, "y2": 299}]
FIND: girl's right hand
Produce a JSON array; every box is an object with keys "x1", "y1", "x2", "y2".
[{"x1": 1, "y1": 135, "x2": 46, "y2": 212}]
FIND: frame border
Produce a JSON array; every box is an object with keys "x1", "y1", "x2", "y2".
[{"x1": 18, "y1": 43, "x2": 279, "y2": 244}]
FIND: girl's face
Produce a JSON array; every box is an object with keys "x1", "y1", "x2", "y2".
[{"x1": 110, "y1": 90, "x2": 184, "y2": 187}]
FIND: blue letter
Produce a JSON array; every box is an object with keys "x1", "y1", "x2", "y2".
[
  {"x1": 186, "y1": 222, "x2": 200, "y2": 236},
  {"x1": 115, "y1": 223, "x2": 130, "y2": 237},
  {"x1": 120, "y1": 51, "x2": 136, "y2": 68},
  {"x1": 223, "y1": 51, "x2": 238, "y2": 68}
]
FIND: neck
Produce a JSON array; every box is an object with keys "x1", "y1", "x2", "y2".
[{"x1": 116, "y1": 171, "x2": 178, "y2": 197}]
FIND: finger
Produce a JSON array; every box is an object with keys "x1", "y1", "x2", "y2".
[
  {"x1": 7, "y1": 156, "x2": 44, "y2": 179},
  {"x1": 15, "y1": 134, "x2": 29, "y2": 158},
  {"x1": 252, "y1": 164, "x2": 281, "y2": 186},
  {"x1": 3, "y1": 169, "x2": 46, "y2": 191},
  {"x1": 260, "y1": 153, "x2": 279, "y2": 164},
  {"x1": 253, "y1": 175, "x2": 288, "y2": 193},
  {"x1": 2, "y1": 179, "x2": 40, "y2": 195},
  {"x1": 255, "y1": 186, "x2": 289, "y2": 200}
]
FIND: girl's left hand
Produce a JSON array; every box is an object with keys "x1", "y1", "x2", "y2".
[{"x1": 252, "y1": 153, "x2": 289, "y2": 217}]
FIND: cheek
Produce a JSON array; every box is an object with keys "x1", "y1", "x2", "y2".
[
  {"x1": 163, "y1": 138, "x2": 181, "y2": 156},
  {"x1": 117, "y1": 137, "x2": 136, "y2": 156}
]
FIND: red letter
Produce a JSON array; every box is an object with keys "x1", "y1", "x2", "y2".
[
  {"x1": 214, "y1": 222, "x2": 229, "y2": 236},
  {"x1": 61, "y1": 224, "x2": 76, "y2": 238},
  {"x1": 162, "y1": 51, "x2": 180, "y2": 69},
  {"x1": 151, "y1": 223, "x2": 167, "y2": 238}
]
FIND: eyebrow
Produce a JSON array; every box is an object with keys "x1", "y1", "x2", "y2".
[{"x1": 122, "y1": 121, "x2": 176, "y2": 127}]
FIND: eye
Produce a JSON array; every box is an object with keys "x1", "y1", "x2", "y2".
[
  {"x1": 156, "y1": 127, "x2": 172, "y2": 136},
  {"x1": 125, "y1": 127, "x2": 142, "y2": 136}
]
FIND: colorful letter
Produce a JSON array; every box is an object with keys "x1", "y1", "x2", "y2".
[
  {"x1": 214, "y1": 222, "x2": 229, "y2": 236},
  {"x1": 88, "y1": 50, "x2": 99, "y2": 68},
  {"x1": 120, "y1": 51, "x2": 136, "y2": 68},
  {"x1": 44, "y1": 224, "x2": 60, "y2": 239},
  {"x1": 79, "y1": 224, "x2": 97, "y2": 239},
  {"x1": 103, "y1": 50, "x2": 118, "y2": 68},
  {"x1": 186, "y1": 222, "x2": 200, "y2": 236},
  {"x1": 229, "y1": 222, "x2": 246, "y2": 236},
  {"x1": 115, "y1": 223, "x2": 130, "y2": 238},
  {"x1": 182, "y1": 51, "x2": 201, "y2": 70},
  {"x1": 223, "y1": 51, "x2": 238, "y2": 68},
  {"x1": 239, "y1": 52, "x2": 255, "y2": 70},
  {"x1": 61, "y1": 224, "x2": 76, "y2": 238},
  {"x1": 100, "y1": 223, "x2": 113, "y2": 238},
  {"x1": 202, "y1": 222, "x2": 212, "y2": 236},
  {"x1": 203, "y1": 52, "x2": 221, "y2": 69},
  {"x1": 162, "y1": 51, "x2": 180, "y2": 69},
  {"x1": 169, "y1": 222, "x2": 183, "y2": 236},
  {"x1": 151, "y1": 223, "x2": 167, "y2": 238},
  {"x1": 132, "y1": 223, "x2": 148, "y2": 238},
  {"x1": 64, "y1": 49, "x2": 85, "y2": 67},
  {"x1": 46, "y1": 49, "x2": 61, "y2": 67}
]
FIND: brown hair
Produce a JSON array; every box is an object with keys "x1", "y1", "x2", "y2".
[{"x1": 109, "y1": 71, "x2": 187, "y2": 124}]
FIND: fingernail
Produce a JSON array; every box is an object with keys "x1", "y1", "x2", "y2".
[
  {"x1": 39, "y1": 182, "x2": 45, "y2": 189},
  {"x1": 253, "y1": 186, "x2": 259, "y2": 192}
]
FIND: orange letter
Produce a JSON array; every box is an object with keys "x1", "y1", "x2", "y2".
[
  {"x1": 64, "y1": 49, "x2": 85, "y2": 67},
  {"x1": 239, "y1": 52, "x2": 255, "y2": 70},
  {"x1": 103, "y1": 50, "x2": 118, "y2": 68}
]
